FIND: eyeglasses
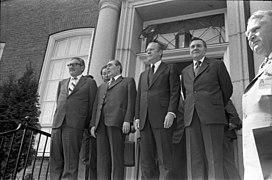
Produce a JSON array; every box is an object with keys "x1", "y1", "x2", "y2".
[{"x1": 67, "y1": 63, "x2": 82, "y2": 67}]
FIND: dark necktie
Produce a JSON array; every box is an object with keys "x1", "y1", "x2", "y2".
[
  {"x1": 194, "y1": 61, "x2": 201, "y2": 76},
  {"x1": 149, "y1": 64, "x2": 155, "y2": 85},
  {"x1": 68, "y1": 77, "x2": 78, "y2": 94},
  {"x1": 260, "y1": 57, "x2": 269, "y2": 69}
]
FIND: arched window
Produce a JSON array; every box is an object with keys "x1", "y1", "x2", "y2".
[{"x1": 38, "y1": 28, "x2": 95, "y2": 134}]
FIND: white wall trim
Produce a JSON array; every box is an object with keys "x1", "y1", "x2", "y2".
[{"x1": 143, "y1": 8, "x2": 227, "y2": 27}]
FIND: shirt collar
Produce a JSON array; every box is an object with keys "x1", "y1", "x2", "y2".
[
  {"x1": 112, "y1": 74, "x2": 121, "y2": 81},
  {"x1": 193, "y1": 57, "x2": 205, "y2": 66},
  {"x1": 70, "y1": 74, "x2": 83, "y2": 81},
  {"x1": 151, "y1": 60, "x2": 162, "y2": 72}
]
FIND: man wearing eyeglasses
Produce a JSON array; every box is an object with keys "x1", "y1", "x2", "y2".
[{"x1": 50, "y1": 57, "x2": 97, "y2": 180}]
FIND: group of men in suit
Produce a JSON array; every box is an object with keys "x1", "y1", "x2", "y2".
[
  {"x1": 49, "y1": 36, "x2": 242, "y2": 179},
  {"x1": 47, "y1": 9, "x2": 272, "y2": 180}
]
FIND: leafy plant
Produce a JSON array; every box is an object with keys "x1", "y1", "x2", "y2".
[{"x1": 0, "y1": 63, "x2": 41, "y2": 179}]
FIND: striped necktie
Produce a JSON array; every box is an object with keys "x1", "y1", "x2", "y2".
[
  {"x1": 194, "y1": 61, "x2": 201, "y2": 76},
  {"x1": 68, "y1": 77, "x2": 78, "y2": 94}
]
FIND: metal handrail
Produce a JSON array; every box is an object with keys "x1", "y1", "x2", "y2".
[{"x1": 0, "y1": 123, "x2": 51, "y2": 180}]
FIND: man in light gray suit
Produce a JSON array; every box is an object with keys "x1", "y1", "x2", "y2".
[
  {"x1": 50, "y1": 57, "x2": 97, "y2": 180},
  {"x1": 243, "y1": 10, "x2": 272, "y2": 180}
]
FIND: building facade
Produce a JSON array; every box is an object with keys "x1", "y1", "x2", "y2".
[{"x1": 1, "y1": 0, "x2": 272, "y2": 178}]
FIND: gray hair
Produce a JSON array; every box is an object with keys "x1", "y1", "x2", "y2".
[{"x1": 248, "y1": 10, "x2": 272, "y2": 24}]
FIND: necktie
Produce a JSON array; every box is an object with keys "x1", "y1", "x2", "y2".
[
  {"x1": 194, "y1": 61, "x2": 201, "y2": 76},
  {"x1": 109, "y1": 78, "x2": 115, "y2": 86},
  {"x1": 68, "y1": 77, "x2": 77, "y2": 94},
  {"x1": 149, "y1": 64, "x2": 155, "y2": 85},
  {"x1": 260, "y1": 57, "x2": 269, "y2": 69}
]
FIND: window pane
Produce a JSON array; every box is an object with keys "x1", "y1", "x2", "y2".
[
  {"x1": 80, "y1": 35, "x2": 92, "y2": 54},
  {"x1": 40, "y1": 102, "x2": 56, "y2": 124},
  {"x1": 53, "y1": 39, "x2": 68, "y2": 57},
  {"x1": 67, "y1": 36, "x2": 80, "y2": 55}
]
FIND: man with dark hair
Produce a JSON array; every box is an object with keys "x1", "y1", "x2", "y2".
[
  {"x1": 134, "y1": 41, "x2": 180, "y2": 179},
  {"x1": 181, "y1": 37, "x2": 233, "y2": 179},
  {"x1": 100, "y1": 64, "x2": 109, "y2": 82},
  {"x1": 90, "y1": 59, "x2": 136, "y2": 179},
  {"x1": 50, "y1": 57, "x2": 97, "y2": 180}
]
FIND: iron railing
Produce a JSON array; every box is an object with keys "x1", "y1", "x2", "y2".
[{"x1": 0, "y1": 123, "x2": 51, "y2": 180}]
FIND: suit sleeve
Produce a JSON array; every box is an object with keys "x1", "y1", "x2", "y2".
[
  {"x1": 124, "y1": 78, "x2": 137, "y2": 123},
  {"x1": 218, "y1": 61, "x2": 233, "y2": 106},
  {"x1": 168, "y1": 64, "x2": 181, "y2": 114},
  {"x1": 88, "y1": 80, "x2": 97, "y2": 128},
  {"x1": 55, "y1": 81, "x2": 61, "y2": 105},
  {"x1": 135, "y1": 74, "x2": 142, "y2": 120},
  {"x1": 180, "y1": 74, "x2": 186, "y2": 99},
  {"x1": 225, "y1": 100, "x2": 242, "y2": 128}
]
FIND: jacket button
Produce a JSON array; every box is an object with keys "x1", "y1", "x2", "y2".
[{"x1": 194, "y1": 91, "x2": 197, "y2": 94}]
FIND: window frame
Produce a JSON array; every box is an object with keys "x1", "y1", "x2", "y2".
[{"x1": 38, "y1": 28, "x2": 95, "y2": 127}]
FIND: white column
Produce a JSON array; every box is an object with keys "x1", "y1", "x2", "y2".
[
  {"x1": 88, "y1": 0, "x2": 121, "y2": 85},
  {"x1": 226, "y1": 1, "x2": 248, "y2": 177}
]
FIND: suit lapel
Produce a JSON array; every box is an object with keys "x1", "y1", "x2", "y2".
[
  {"x1": 195, "y1": 58, "x2": 208, "y2": 79},
  {"x1": 69, "y1": 76, "x2": 87, "y2": 95},
  {"x1": 188, "y1": 64, "x2": 194, "y2": 80},
  {"x1": 244, "y1": 59, "x2": 272, "y2": 93},
  {"x1": 149, "y1": 62, "x2": 167, "y2": 88},
  {"x1": 142, "y1": 70, "x2": 150, "y2": 88},
  {"x1": 64, "y1": 78, "x2": 70, "y2": 96},
  {"x1": 244, "y1": 66, "x2": 266, "y2": 93},
  {"x1": 108, "y1": 76, "x2": 123, "y2": 90}
]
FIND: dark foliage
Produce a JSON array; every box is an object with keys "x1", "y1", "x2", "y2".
[{"x1": 0, "y1": 63, "x2": 41, "y2": 179}]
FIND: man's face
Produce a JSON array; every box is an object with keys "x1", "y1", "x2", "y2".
[
  {"x1": 101, "y1": 68, "x2": 109, "y2": 82},
  {"x1": 146, "y1": 42, "x2": 162, "y2": 64},
  {"x1": 107, "y1": 61, "x2": 120, "y2": 78},
  {"x1": 189, "y1": 40, "x2": 206, "y2": 61},
  {"x1": 67, "y1": 59, "x2": 84, "y2": 77},
  {"x1": 246, "y1": 17, "x2": 272, "y2": 56}
]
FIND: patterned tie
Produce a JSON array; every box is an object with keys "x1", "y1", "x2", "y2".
[
  {"x1": 68, "y1": 77, "x2": 77, "y2": 94},
  {"x1": 109, "y1": 78, "x2": 115, "y2": 86},
  {"x1": 149, "y1": 64, "x2": 155, "y2": 85},
  {"x1": 260, "y1": 57, "x2": 269, "y2": 69},
  {"x1": 194, "y1": 61, "x2": 201, "y2": 76}
]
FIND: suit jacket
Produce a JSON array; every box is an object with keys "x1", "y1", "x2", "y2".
[
  {"x1": 91, "y1": 76, "x2": 137, "y2": 129},
  {"x1": 135, "y1": 62, "x2": 180, "y2": 130},
  {"x1": 242, "y1": 58, "x2": 272, "y2": 179},
  {"x1": 172, "y1": 95, "x2": 185, "y2": 144},
  {"x1": 181, "y1": 58, "x2": 233, "y2": 127},
  {"x1": 52, "y1": 76, "x2": 97, "y2": 130},
  {"x1": 224, "y1": 100, "x2": 242, "y2": 140}
]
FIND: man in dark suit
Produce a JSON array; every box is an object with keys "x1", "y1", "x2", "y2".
[
  {"x1": 181, "y1": 37, "x2": 233, "y2": 179},
  {"x1": 82, "y1": 65, "x2": 110, "y2": 180},
  {"x1": 90, "y1": 59, "x2": 136, "y2": 179},
  {"x1": 223, "y1": 99, "x2": 242, "y2": 180},
  {"x1": 169, "y1": 93, "x2": 187, "y2": 179},
  {"x1": 50, "y1": 57, "x2": 97, "y2": 180},
  {"x1": 134, "y1": 40, "x2": 180, "y2": 179}
]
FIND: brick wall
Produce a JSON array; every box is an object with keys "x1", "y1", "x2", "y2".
[{"x1": 0, "y1": 0, "x2": 99, "y2": 84}]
